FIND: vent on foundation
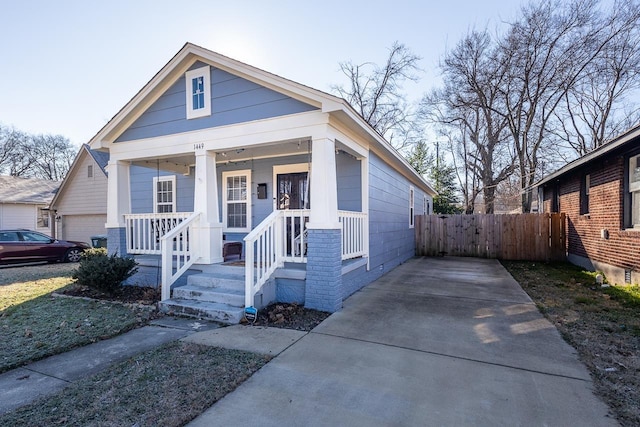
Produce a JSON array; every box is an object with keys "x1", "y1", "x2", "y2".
[{"x1": 625, "y1": 269, "x2": 632, "y2": 284}]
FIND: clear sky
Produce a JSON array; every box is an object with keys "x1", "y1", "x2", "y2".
[{"x1": 0, "y1": 0, "x2": 524, "y2": 146}]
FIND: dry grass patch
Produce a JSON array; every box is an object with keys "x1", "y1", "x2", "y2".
[
  {"x1": 502, "y1": 261, "x2": 640, "y2": 427},
  {"x1": 0, "y1": 263, "x2": 154, "y2": 373},
  {"x1": 0, "y1": 342, "x2": 270, "y2": 427}
]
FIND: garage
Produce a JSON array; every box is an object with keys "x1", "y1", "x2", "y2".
[{"x1": 60, "y1": 214, "x2": 106, "y2": 244}]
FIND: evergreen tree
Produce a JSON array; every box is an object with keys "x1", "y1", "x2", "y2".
[
  {"x1": 406, "y1": 140, "x2": 432, "y2": 176},
  {"x1": 430, "y1": 159, "x2": 463, "y2": 214}
]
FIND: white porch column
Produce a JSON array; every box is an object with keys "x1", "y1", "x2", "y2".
[
  {"x1": 307, "y1": 137, "x2": 340, "y2": 230},
  {"x1": 105, "y1": 160, "x2": 130, "y2": 255},
  {"x1": 105, "y1": 160, "x2": 131, "y2": 228},
  {"x1": 305, "y1": 137, "x2": 343, "y2": 312},
  {"x1": 194, "y1": 149, "x2": 223, "y2": 264}
]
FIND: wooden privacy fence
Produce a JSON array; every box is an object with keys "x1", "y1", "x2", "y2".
[{"x1": 415, "y1": 213, "x2": 566, "y2": 261}]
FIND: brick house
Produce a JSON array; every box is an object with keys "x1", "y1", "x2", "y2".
[{"x1": 536, "y1": 126, "x2": 640, "y2": 285}]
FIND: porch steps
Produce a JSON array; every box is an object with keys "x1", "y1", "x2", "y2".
[
  {"x1": 159, "y1": 264, "x2": 247, "y2": 324},
  {"x1": 159, "y1": 299, "x2": 245, "y2": 324}
]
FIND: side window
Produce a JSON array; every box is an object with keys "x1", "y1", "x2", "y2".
[
  {"x1": 580, "y1": 174, "x2": 590, "y2": 215},
  {"x1": 185, "y1": 66, "x2": 211, "y2": 119},
  {"x1": 223, "y1": 170, "x2": 251, "y2": 232},
  {"x1": 0, "y1": 231, "x2": 19, "y2": 242},
  {"x1": 153, "y1": 175, "x2": 176, "y2": 213},
  {"x1": 37, "y1": 207, "x2": 49, "y2": 228},
  {"x1": 629, "y1": 154, "x2": 640, "y2": 228},
  {"x1": 22, "y1": 232, "x2": 51, "y2": 242},
  {"x1": 409, "y1": 185, "x2": 415, "y2": 228}
]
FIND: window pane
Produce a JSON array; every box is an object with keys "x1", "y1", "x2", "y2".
[
  {"x1": 192, "y1": 76, "x2": 205, "y2": 110},
  {"x1": 633, "y1": 191, "x2": 640, "y2": 227},
  {"x1": 227, "y1": 202, "x2": 247, "y2": 228}
]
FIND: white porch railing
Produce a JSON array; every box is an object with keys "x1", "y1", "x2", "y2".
[
  {"x1": 244, "y1": 210, "x2": 283, "y2": 308},
  {"x1": 160, "y1": 212, "x2": 201, "y2": 301},
  {"x1": 125, "y1": 213, "x2": 192, "y2": 254},
  {"x1": 339, "y1": 210, "x2": 368, "y2": 260},
  {"x1": 244, "y1": 209, "x2": 367, "y2": 308}
]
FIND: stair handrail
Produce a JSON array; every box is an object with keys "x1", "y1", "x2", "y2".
[
  {"x1": 244, "y1": 210, "x2": 283, "y2": 307},
  {"x1": 160, "y1": 212, "x2": 201, "y2": 301}
]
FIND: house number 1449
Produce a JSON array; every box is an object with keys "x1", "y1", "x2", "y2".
[{"x1": 194, "y1": 143, "x2": 204, "y2": 150}]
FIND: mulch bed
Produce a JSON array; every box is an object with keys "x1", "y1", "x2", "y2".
[
  {"x1": 245, "y1": 303, "x2": 330, "y2": 331},
  {"x1": 60, "y1": 285, "x2": 161, "y2": 306},
  {"x1": 62, "y1": 286, "x2": 329, "y2": 331}
]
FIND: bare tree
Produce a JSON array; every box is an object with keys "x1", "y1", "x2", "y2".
[
  {"x1": 423, "y1": 30, "x2": 516, "y2": 214},
  {"x1": 500, "y1": 0, "x2": 640, "y2": 211},
  {"x1": 0, "y1": 124, "x2": 75, "y2": 180},
  {"x1": 553, "y1": 0, "x2": 640, "y2": 155},
  {"x1": 29, "y1": 134, "x2": 76, "y2": 181},
  {"x1": 332, "y1": 41, "x2": 422, "y2": 150},
  {"x1": 0, "y1": 124, "x2": 31, "y2": 176}
]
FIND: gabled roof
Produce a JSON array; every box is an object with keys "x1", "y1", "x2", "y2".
[
  {"x1": 87, "y1": 145, "x2": 109, "y2": 171},
  {"x1": 50, "y1": 144, "x2": 108, "y2": 208},
  {"x1": 536, "y1": 124, "x2": 640, "y2": 187},
  {"x1": 0, "y1": 175, "x2": 59, "y2": 204},
  {"x1": 88, "y1": 42, "x2": 436, "y2": 196}
]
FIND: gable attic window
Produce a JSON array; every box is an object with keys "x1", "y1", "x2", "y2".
[
  {"x1": 87, "y1": 164, "x2": 93, "y2": 178},
  {"x1": 580, "y1": 174, "x2": 590, "y2": 215},
  {"x1": 185, "y1": 66, "x2": 211, "y2": 119}
]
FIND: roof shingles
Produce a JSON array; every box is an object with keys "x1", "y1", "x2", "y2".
[{"x1": 0, "y1": 175, "x2": 60, "y2": 204}]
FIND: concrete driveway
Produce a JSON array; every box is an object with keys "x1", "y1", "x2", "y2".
[{"x1": 190, "y1": 257, "x2": 617, "y2": 426}]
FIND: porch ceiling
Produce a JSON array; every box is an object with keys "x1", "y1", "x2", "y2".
[{"x1": 129, "y1": 138, "x2": 359, "y2": 173}]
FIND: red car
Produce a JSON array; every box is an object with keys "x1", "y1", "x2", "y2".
[{"x1": 0, "y1": 229, "x2": 90, "y2": 264}]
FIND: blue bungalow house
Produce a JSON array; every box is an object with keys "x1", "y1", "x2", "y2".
[{"x1": 89, "y1": 43, "x2": 435, "y2": 323}]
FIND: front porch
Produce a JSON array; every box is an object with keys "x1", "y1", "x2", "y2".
[
  {"x1": 120, "y1": 209, "x2": 367, "y2": 323},
  {"x1": 101, "y1": 88, "x2": 378, "y2": 319}
]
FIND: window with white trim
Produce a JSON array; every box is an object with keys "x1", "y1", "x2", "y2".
[
  {"x1": 409, "y1": 185, "x2": 415, "y2": 228},
  {"x1": 185, "y1": 66, "x2": 211, "y2": 119},
  {"x1": 630, "y1": 154, "x2": 640, "y2": 228},
  {"x1": 223, "y1": 170, "x2": 251, "y2": 232},
  {"x1": 37, "y1": 207, "x2": 49, "y2": 228},
  {"x1": 153, "y1": 175, "x2": 176, "y2": 213}
]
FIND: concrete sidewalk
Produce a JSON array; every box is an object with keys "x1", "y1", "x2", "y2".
[
  {"x1": 189, "y1": 257, "x2": 618, "y2": 426},
  {"x1": 0, "y1": 317, "x2": 218, "y2": 415}
]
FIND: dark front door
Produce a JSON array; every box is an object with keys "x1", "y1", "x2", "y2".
[
  {"x1": 276, "y1": 172, "x2": 309, "y2": 257},
  {"x1": 276, "y1": 172, "x2": 309, "y2": 210}
]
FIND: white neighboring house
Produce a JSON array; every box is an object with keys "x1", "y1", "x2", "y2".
[
  {"x1": 49, "y1": 144, "x2": 109, "y2": 244},
  {"x1": 0, "y1": 175, "x2": 59, "y2": 235}
]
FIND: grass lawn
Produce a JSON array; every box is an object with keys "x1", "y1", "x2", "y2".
[
  {"x1": 1, "y1": 263, "x2": 272, "y2": 426},
  {"x1": 503, "y1": 261, "x2": 640, "y2": 427},
  {"x1": 0, "y1": 341, "x2": 270, "y2": 427},
  {"x1": 0, "y1": 263, "x2": 154, "y2": 373}
]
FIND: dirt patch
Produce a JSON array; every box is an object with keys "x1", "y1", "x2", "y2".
[
  {"x1": 61, "y1": 287, "x2": 328, "y2": 332},
  {"x1": 502, "y1": 261, "x2": 640, "y2": 427},
  {"x1": 244, "y1": 303, "x2": 330, "y2": 331},
  {"x1": 60, "y1": 284, "x2": 161, "y2": 306}
]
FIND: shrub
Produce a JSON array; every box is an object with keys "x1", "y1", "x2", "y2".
[{"x1": 73, "y1": 251, "x2": 138, "y2": 295}]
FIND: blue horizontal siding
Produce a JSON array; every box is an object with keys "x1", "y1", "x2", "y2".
[{"x1": 116, "y1": 66, "x2": 317, "y2": 142}]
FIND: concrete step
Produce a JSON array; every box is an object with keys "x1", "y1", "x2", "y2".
[
  {"x1": 187, "y1": 273, "x2": 244, "y2": 290},
  {"x1": 196, "y1": 263, "x2": 245, "y2": 276},
  {"x1": 173, "y1": 284, "x2": 244, "y2": 306},
  {"x1": 158, "y1": 299, "x2": 244, "y2": 324}
]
